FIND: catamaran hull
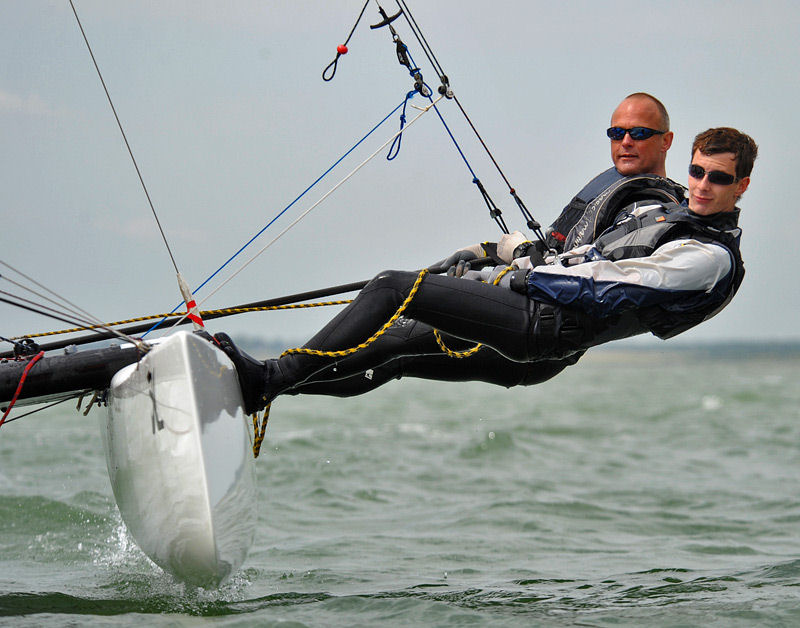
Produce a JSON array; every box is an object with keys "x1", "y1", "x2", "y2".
[{"x1": 104, "y1": 331, "x2": 256, "y2": 587}]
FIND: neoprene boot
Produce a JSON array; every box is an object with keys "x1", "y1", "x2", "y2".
[{"x1": 214, "y1": 332, "x2": 280, "y2": 415}]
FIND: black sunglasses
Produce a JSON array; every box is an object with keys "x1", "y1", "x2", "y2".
[
  {"x1": 688, "y1": 164, "x2": 738, "y2": 186},
  {"x1": 606, "y1": 126, "x2": 666, "y2": 141}
]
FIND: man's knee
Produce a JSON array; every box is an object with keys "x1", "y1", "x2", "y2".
[
  {"x1": 364, "y1": 269, "x2": 416, "y2": 295},
  {"x1": 519, "y1": 352, "x2": 584, "y2": 386}
]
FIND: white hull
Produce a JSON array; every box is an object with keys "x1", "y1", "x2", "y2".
[{"x1": 103, "y1": 331, "x2": 256, "y2": 587}]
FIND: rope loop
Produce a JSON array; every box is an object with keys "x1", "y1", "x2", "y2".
[
  {"x1": 430, "y1": 266, "x2": 512, "y2": 358},
  {"x1": 387, "y1": 90, "x2": 416, "y2": 160},
  {"x1": 322, "y1": 55, "x2": 341, "y2": 81},
  {"x1": 279, "y1": 266, "x2": 515, "y2": 364},
  {"x1": 433, "y1": 329, "x2": 483, "y2": 358},
  {"x1": 321, "y1": 0, "x2": 369, "y2": 82}
]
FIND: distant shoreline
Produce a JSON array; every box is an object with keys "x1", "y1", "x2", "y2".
[{"x1": 588, "y1": 339, "x2": 800, "y2": 360}]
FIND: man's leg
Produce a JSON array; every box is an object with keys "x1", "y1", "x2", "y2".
[
  {"x1": 273, "y1": 270, "x2": 578, "y2": 397},
  {"x1": 217, "y1": 269, "x2": 592, "y2": 412},
  {"x1": 292, "y1": 319, "x2": 584, "y2": 397}
]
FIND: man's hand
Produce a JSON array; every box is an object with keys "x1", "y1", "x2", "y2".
[
  {"x1": 461, "y1": 264, "x2": 508, "y2": 285},
  {"x1": 497, "y1": 231, "x2": 531, "y2": 263},
  {"x1": 447, "y1": 258, "x2": 473, "y2": 277},
  {"x1": 460, "y1": 263, "x2": 529, "y2": 293}
]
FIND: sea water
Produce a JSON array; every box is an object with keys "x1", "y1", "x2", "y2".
[{"x1": 1, "y1": 344, "x2": 799, "y2": 626}]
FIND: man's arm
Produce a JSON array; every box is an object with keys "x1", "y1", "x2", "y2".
[{"x1": 525, "y1": 239, "x2": 734, "y2": 318}]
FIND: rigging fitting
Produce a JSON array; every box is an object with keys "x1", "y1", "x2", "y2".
[{"x1": 371, "y1": 4, "x2": 430, "y2": 98}]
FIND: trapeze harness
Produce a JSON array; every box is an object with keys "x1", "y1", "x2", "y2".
[
  {"x1": 587, "y1": 201, "x2": 745, "y2": 341},
  {"x1": 538, "y1": 200, "x2": 745, "y2": 355},
  {"x1": 544, "y1": 168, "x2": 687, "y2": 253}
]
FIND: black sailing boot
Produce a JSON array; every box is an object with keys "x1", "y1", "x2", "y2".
[{"x1": 214, "y1": 332, "x2": 281, "y2": 416}]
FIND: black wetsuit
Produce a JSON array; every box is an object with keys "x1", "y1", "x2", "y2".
[
  {"x1": 278, "y1": 269, "x2": 591, "y2": 399},
  {"x1": 293, "y1": 310, "x2": 582, "y2": 398},
  {"x1": 269, "y1": 199, "x2": 741, "y2": 403}
]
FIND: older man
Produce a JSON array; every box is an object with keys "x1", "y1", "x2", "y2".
[
  {"x1": 545, "y1": 92, "x2": 677, "y2": 252},
  {"x1": 219, "y1": 127, "x2": 757, "y2": 416}
]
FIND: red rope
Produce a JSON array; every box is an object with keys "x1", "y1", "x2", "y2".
[{"x1": 0, "y1": 351, "x2": 45, "y2": 428}]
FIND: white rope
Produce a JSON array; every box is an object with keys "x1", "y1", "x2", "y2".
[{"x1": 167, "y1": 94, "x2": 445, "y2": 327}]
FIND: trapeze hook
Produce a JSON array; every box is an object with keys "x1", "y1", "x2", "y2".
[{"x1": 370, "y1": 7, "x2": 403, "y2": 30}]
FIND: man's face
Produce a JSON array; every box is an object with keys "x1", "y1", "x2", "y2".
[
  {"x1": 687, "y1": 150, "x2": 750, "y2": 216},
  {"x1": 609, "y1": 98, "x2": 673, "y2": 176}
]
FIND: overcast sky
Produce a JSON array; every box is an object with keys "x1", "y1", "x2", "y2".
[{"x1": 2, "y1": 1, "x2": 798, "y2": 347}]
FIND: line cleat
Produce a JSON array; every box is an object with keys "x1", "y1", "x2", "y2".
[
  {"x1": 213, "y1": 333, "x2": 270, "y2": 416},
  {"x1": 13, "y1": 338, "x2": 41, "y2": 358}
]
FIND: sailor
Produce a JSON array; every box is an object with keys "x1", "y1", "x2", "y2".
[
  {"x1": 260, "y1": 92, "x2": 682, "y2": 398},
  {"x1": 217, "y1": 126, "x2": 757, "y2": 415},
  {"x1": 544, "y1": 91, "x2": 677, "y2": 253}
]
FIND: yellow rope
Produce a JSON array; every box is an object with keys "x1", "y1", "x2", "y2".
[
  {"x1": 430, "y1": 265, "x2": 513, "y2": 358},
  {"x1": 17, "y1": 267, "x2": 514, "y2": 344},
  {"x1": 252, "y1": 404, "x2": 271, "y2": 458},
  {"x1": 432, "y1": 329, "x2": 483, "y2": 358},
  {"x1": 257, "y1": 267, "x2": 515, "y2": 457},
  {"x1": 12, "y1": 300, "x2": 354, "y2": 340},
  {"x1": 280, "y1": 266, "x2": 513, "y2": 361},
  {"x1": 491, "y1": 266, "x2": 514, "y2": 285},
  {"x1": 280, "y1": 269, "x2": 429, "y2": 358}
]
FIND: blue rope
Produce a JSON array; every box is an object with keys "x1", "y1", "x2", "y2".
[
  {"x1": 144, "y1": 37, "x2": 500, "y2": 338},
  {"x1": 386, "y1": 90, "x2": 417, "y2": 160},
  {"x1": 397, "y1": 46, "x2": 507, "y2": 233},
  {"x1": 141, "y1": 98, "x2": 408, "y2": 338},
  {"x1": 403, "y1": 46, "x2": 477, "y2": 179}
]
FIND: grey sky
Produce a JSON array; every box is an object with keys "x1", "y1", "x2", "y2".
[{"x1": 2, "y1": 1, "x2": 798, "y2": 345}]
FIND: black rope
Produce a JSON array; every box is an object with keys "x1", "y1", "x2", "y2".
[
  {"x1": 473, "y1": 178, "x2": 509, "y2": 234},
  {"x1": 0, "y1": 295, "x2": 97, "y2": 332},
  {"x1": 68, "y1": 0, "x2": 180, "y2": 274},
  {"x1": 1, "y1": 288, "x2": 99, "y2": 335},
  {"x1": 0, "y1": 392, "x2": 87, "y2": 425},
  {"x1": 323, "y1": 0, "x2": 371, "y2": 81},
  {"x1": 395, "y1": 0, "x2": 450, "y2": 96},
  {"x1": 0, "y1": 336, "x2": 26, "y2": 351}
]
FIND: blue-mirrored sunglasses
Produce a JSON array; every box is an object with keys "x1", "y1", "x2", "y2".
[{"x1": 606, "y1": 126, "x2": 666, "y2": 141}]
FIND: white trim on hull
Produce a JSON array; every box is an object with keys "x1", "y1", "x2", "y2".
[{"x1": 103, "y1": 331, "x2": 256, "y2": 587}]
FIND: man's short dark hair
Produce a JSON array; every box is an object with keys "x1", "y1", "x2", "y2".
[
  {"x1": 692, "y1": 127, "x2": 758, "y2": 180},
  {"x1": 624, "y1": 92, "x2": 670, "y2": 131}
]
